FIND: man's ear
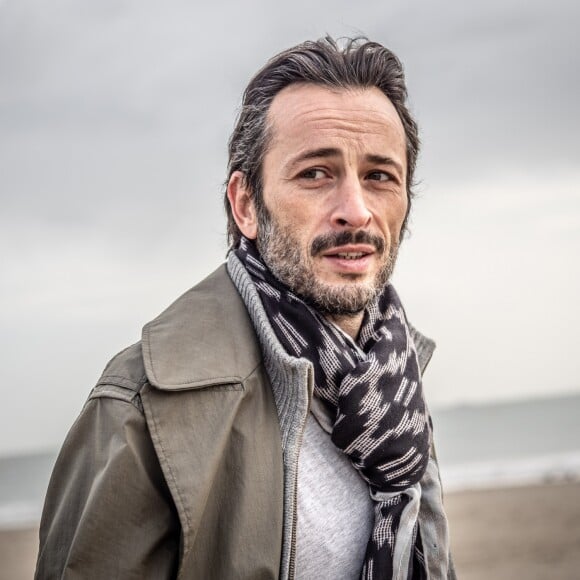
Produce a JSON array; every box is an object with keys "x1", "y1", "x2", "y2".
[{"x1": 227, "y1": 171, "x2": 258, "y2": 240}]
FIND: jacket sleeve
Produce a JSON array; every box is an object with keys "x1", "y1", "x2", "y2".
[{"x1": 35, "y1": 387, "x2": 180, "y2": 580}]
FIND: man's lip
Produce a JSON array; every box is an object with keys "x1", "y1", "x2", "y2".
[{"x1": 320, "y1": 244, "x2": 376, "y2": 256}]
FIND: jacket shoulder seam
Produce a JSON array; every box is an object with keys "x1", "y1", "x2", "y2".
[
  {"x1": 89, "y1": 382, "x2": 146, "y2": 413},
  {"x1": 96, "y1": 372, "x2": 148, "y2": 391}
]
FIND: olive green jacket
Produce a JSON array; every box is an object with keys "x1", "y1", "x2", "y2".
[{"x1": 36, "y1": 260, "x2": 453, "y2": 579}]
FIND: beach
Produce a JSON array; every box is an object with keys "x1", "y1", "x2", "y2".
[
  {"x1": 0, "y1": 526, "x2": 38, "y2": 580},
  {"x1": 447, "y1": 481, "x2": 580, "y2": 580},
  {"x1": 2, "y1": 481, "x2": 579, "y2": 580}
]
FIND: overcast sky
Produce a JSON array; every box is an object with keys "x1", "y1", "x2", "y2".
[{"x1": 1, "y1": 0, "x2": 579, "y2": 456}]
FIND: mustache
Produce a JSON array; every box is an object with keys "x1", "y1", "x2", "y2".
[{"x1": 310, "y1": 230, "x2": 385, "y2": 256}]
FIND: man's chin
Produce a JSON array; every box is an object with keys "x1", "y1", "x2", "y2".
[{"x1": 298, "y1": 281, "x2": 379, "y2": 317}]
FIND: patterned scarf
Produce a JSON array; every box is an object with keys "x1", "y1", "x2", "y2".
[{"x1": 236, "y1": 237, "x2": 431, "y2": 580}]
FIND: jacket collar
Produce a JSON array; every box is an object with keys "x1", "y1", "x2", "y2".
[
  {"x1": 142, "y1": 262, "x2": 436, "y2": 391},
  {"x1": 142, "y1": 264, "x2": 262, "y2": 390}
]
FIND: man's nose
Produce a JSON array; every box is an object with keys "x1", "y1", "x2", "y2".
[{"x1": 330, "y1": 177, "x2": 372, "y2": 229}]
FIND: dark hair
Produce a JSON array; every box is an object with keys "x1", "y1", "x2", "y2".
[{"x1": 225, "y1": 36, "x2": 420, "y2": 247}]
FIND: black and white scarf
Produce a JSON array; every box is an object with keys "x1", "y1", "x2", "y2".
[{"x1": 236, "y1": 237, "x2": 431, "y2": 580}]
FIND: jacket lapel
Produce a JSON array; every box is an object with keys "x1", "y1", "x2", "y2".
[{"x1": 141, "y1": 264, "x2": 263, "y2": 390}]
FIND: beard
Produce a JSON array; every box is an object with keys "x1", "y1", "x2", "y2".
[{"x1": 255, "y1": 204, "x2": 399, "y2": 317}]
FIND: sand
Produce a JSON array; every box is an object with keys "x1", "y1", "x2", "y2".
[
  {"x1": 0, "y1": 526, "x2": 39, "y2": 580},
  {"x1": 446, "y1": 481, "x2": 580, "y2": 580},
  {"x1": 2, "y1": 482, "x2": 579, "y2": 580}
]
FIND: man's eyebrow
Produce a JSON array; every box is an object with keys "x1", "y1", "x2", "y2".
[
  {"x1": 365, "y1": 154, "x2": 404, "y2": 176},
  {"x1": 285, "y1": 149, "x2": 404, "y2": 176},
  {"x1": 285, "y1": 147, "x2": 342, "y2": 171}
]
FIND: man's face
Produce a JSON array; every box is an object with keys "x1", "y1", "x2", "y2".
[{"x1": 255, "y1": 83, "x2": 408, "y2": 316}]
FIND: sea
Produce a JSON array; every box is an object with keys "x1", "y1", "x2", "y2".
[{"x1": 1, "y1": 392, "x2": 579, "y2": 530}]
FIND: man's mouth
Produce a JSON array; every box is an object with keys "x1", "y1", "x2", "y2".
[
  {"x1": 323, "y1": 244, "x2": 376, "y2": 259},
  {"x1": 320, "y1": 246, "x2": 376, "y2": 276},
  {"x1": 334, "y1": 252, "x2": 367, "y2": 260}
]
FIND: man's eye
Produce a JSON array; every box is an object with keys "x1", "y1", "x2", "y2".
[
  {"x1": 300, "y1": 168, "x2": 327, "y2": 179},
  {"x1": 367, "y1": 171, "x2": 391, "y2": 182}
]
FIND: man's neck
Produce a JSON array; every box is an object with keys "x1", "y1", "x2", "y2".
[{"x1": 326, "y1": 312, "x2": 364, "y2": 341}]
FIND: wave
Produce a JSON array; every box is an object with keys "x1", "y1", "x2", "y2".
[
  {"x1": 0, "y1": 500, "x2": 43, "y2": 530},
  {"x1": 440, "y1": 451, "x2": 580, "y2": 492}
]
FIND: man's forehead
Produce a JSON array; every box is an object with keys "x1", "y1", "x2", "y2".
[
  {"x1": 267, "y1": 83, "x2": 404, "y2": 138},
  {"x1": 265, "y1": 83, "x2": 407, "y2": 160}
]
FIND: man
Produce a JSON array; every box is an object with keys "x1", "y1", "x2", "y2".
[{"x1": 36, "y1": 37, "x2": 454, "y2": 579}]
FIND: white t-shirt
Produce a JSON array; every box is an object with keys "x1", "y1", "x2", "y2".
[{"x1": 295, "y1": 401, "x2": 375, "y2": 580}]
